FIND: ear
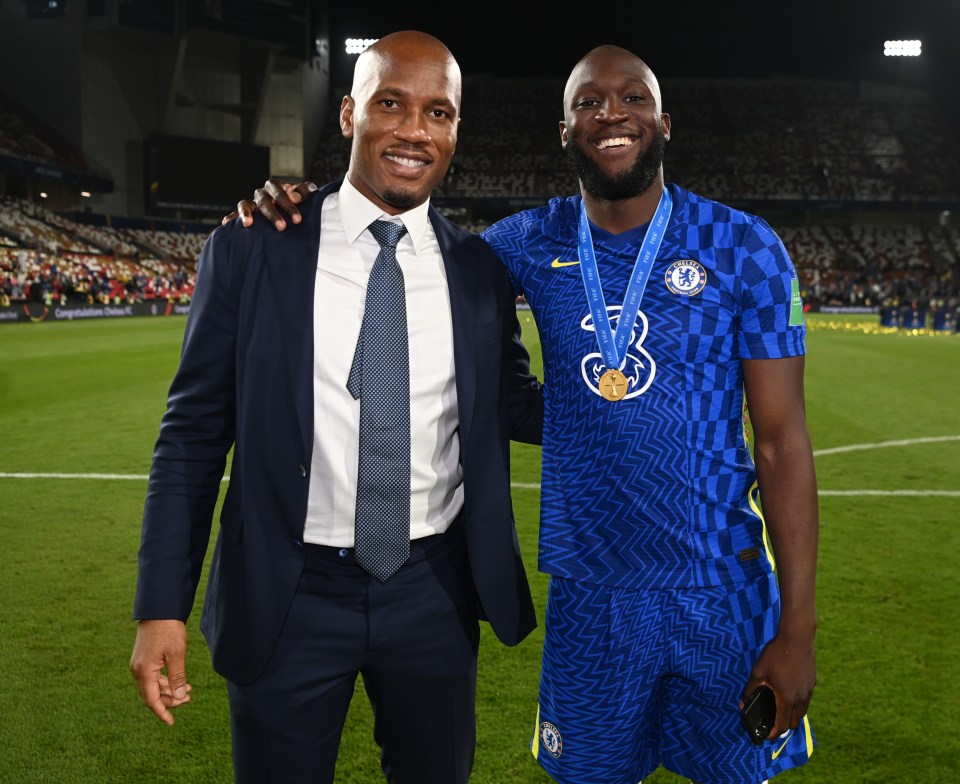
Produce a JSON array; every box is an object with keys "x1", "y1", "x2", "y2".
[
  {"x1": 661, "y1": 112, "x2": 672, "y2": 142},
  {"x1": 559, "y1": 121, "x2": 568, "y2": 149},
  {"x1": 452, "y1": 115, "x2": 461, "y2": 146},
  {"x1": 340, "y1": 95, "x2": 355, "y2": 140}
]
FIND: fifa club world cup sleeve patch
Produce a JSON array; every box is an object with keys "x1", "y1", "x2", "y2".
[{"x1": 789, "y1": 278, "x2": 805, "y2": 326}]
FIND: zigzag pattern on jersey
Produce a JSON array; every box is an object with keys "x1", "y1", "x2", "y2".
[
  {"x1": 537, "y1": 284, "x2": 761, "y2": 589},
  {"x1": 536, "y1": 578, "x2": 667, "y2": 782},
  {"x1": 520, "y1": 203, "x2": 700, "y2": 589},
  {"x1": 659, "y1": 588, "x2": 750, "y2": 776},
  {"x1": 540, "y1": 266, "x2": 690, "y2": 591},
  {"x1": 538, "y1": 576, "x2": 812, "y2": 783},
  {"x1": 484, "y1": 187, "x2": 797, "y2": 591},
  {"x1": 659, "y1": 578, "x2": 814, "y2": 782}
]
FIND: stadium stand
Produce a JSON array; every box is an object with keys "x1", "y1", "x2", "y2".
[
  {"x1": 0, "y1": 195, "x2": 202, "y2": 308},
  {"x1": 1, "y1": 74, "x2": 959, "y2": 326},
  {"x1": 0, "y1": 92, "x2": 113, "y2": 201}
]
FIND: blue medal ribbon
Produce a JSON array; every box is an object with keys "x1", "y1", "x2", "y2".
[{"x1": 577, "y1": 188, "x2": 672, "y2": 371}]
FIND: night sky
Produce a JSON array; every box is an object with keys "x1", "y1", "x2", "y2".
[{"x1": 327, "y1": 1, "x2": 960, "y2": 133}]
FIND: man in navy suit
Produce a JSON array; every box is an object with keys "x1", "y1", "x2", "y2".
[{"x1": 129, "y1": 30, "x2": 543, "y2": 784}]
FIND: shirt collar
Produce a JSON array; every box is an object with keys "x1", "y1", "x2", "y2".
[{"x1": 338, "y1": 176, "x2": 431, "y2": 254}]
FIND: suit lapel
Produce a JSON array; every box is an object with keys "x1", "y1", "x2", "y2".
[
  {"x1": 431, "y1": 209, "x2": 477, "y2": 449},
  {"x1": 267, "y1": 184, "x2": 335, "y2": 457}
]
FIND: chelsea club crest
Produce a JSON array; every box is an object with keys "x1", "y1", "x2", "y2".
[
  {"x1": 665, "y1": 259, "x2": 707, "y2": 296},
  {"x1": 539, "y1": 721, "x2": 563, "y2": 758}
]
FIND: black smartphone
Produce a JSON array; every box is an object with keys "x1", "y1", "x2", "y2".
[{"x1": 740, "y1": 685, "x2": 777, "y2": 745}]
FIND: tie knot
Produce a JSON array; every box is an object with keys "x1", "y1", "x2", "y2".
[{"x1": 369, "y1": 220, "x2": 407, "y2": 250}]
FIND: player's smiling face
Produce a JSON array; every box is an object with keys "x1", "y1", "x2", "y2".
[{"x1": 560, "y1": 46, "x2": 671, "y2": 200}]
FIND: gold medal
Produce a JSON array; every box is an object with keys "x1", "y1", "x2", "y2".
[{"x1": 598, "y1": 369, "x2": 628, "y2": 401}]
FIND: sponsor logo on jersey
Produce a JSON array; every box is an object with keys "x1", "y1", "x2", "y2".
[
  {"x1": 580, "y1": 307, "x2": 656, "y2": 400},
  {"x1": 551, "y1": 258, "x2": 580, "y2": 268},
  {"x1": 771, "y1": 728, "x2": 794, "y2": 760},
  {"x1": 539, "y1": 721, "x2": 563, "y2": 758},
  {"x1": 664, "y1": 259, "x2": 707, "y2": 296}
]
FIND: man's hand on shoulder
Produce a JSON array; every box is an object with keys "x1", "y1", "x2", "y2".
[{"x1": 221, "y1": 179, "x2": 319, "y2": 230}]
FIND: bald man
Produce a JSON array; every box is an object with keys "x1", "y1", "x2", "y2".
[{"x1": 130, "y1": 31, "x2": 542, "y2": 784}]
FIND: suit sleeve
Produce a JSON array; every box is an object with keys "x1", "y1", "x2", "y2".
[
  {"x1": 133, "y1": 224, "x2": 243, "y2": 621},
  {"x1": 501, "y1": 274, "x2": 543, "y2": 446}
]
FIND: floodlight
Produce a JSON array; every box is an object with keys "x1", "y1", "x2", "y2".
[
  {"x1": 345, "y1": 38, "x2": 379, "y2": 55},
  {"x1": 884, "y1": 40, "x2": 922, "y2": 57}
]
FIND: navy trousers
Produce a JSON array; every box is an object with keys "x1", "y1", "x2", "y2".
[{"x1": 226, "y1": 520, "x2": 480, "y2": 784}]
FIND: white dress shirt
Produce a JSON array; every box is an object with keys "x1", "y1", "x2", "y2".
[{"x1": 303, "y1": 179, "x2": 463, "y2": 546}]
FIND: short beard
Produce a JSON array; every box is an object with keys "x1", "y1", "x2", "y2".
[
  {"x1": 565, "y1": 121, "x2": 667, "y2": 201},
  {"x1": 380, "y1": 186, "x2": 420, "y2": 211}
]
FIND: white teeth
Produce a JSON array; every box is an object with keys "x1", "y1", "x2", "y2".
[
  {"x1": 386, "y1": 154, "x2": 426, "y2": 168},
  {"x1": 597, "y1": 137, "x2": 633, "y2": 150}
]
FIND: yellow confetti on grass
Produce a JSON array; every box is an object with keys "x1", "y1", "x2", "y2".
[{"x1": 805, "y1": 318, "x2": 959, "y2": 337}]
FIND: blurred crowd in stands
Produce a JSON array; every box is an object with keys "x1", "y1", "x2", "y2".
[
  {"x1": 0, "y1": 197, "x2": 199, "y2": 308},
  {"x1": 2, "y1": 75, "x2": 959, "y2": 322},
  {"x1": 310, "y1": 75, "x2": 960, "y2": 318},
  {"x1": 311, "y1": 77, "x2": 960, "y2": 206}
]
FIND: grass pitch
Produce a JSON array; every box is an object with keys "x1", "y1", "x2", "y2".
[{"x1": 0, "y1": 313, "x2": 957, "y2": 783}]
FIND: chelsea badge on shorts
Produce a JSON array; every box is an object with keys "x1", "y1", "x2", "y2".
[
  {"x1": 665, "y1": 259, "x2": 707, "y2": 296},
  {"x1": 539, "y1": 721, "x2": 563, "y2": 758}
]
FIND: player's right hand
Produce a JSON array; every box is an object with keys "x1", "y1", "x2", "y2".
[{"x1": 222, "y1": 179, "x2": 318, "y2": 229}]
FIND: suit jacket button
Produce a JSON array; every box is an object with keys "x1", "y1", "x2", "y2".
[
  {"x1": 299, "y1": 464, "x2": 307, "y2": 477},
  {"x1": 291, "y1": 540, "x2": 303, "y2": 550}
]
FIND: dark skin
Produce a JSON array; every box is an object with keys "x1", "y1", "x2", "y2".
[
  {"x1": 224, "y1": 30, "x2": 461, "y2": 228},
  {"x1": 134, "y1": 29, "x2": 463, "y2": 726},
  {"x1": 559, "y1": 47, "x2": 671, "y2": 233},
  {"x1": 226, "y1": 44, "x2": 819, "y2": 752},
  {"x1": 561, "y1": 47, "x2": 818, "y2": 746},
  {"x1": 740, "y1": 353, "x2": 819, "y2": 737},
  {"x1": 337, "y1": 31, "x2": 461, "y2": 214}
]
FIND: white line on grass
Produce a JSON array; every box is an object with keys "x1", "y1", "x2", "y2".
[
  {"x1": 816, "y1": 490, "x2": 960, "y2": 496},
  {"x1": 2, "y1": 436, "x2": 958, "y2": 494},
  {"x1": 0, "y1": 472, "x2": 150, "y2": 480},
  {"x1": 813, "y1": 434, "x2": 960, "y2": 456}
]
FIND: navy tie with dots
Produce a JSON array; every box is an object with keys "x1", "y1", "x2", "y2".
[{"x1": 347, "y1": 220, "x2": 411, "y2": 582}]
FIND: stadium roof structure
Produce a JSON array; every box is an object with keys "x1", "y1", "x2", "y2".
[
  {"x1": 327, "y1": 0, "x2": 960, "y2": 135},
  {"x1": 0, "y1": 91, "x2": 113, "y2": 194}
]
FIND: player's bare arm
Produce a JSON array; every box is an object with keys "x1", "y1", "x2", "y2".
[{"x1": 741, "y1": 355, "x2": 818, "y2": 740}]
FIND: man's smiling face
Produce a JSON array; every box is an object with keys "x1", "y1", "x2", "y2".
[{"x1": 560, "y1": 46, "x2": 671, "y2": 201}]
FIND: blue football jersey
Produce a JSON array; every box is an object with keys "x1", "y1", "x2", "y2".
[{"x1": 482, "y1": 183, "x2": 805, "y2": 589}]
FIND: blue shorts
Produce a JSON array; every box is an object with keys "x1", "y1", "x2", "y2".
[{"x1": 532, "y1": 573, "x2": 815, "y2": 784}]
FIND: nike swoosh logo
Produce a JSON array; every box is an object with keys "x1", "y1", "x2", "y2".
[
  {"x1": 771, "y1": 729, "x2": 794, "y2": 760},
  {"x1": 551, "y1": 258, "x2": 580, "y2": 268}
]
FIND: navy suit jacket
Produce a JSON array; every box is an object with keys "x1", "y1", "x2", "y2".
[{"x1": 134, "y1": 181, "x2": 543, "y2": 684}]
